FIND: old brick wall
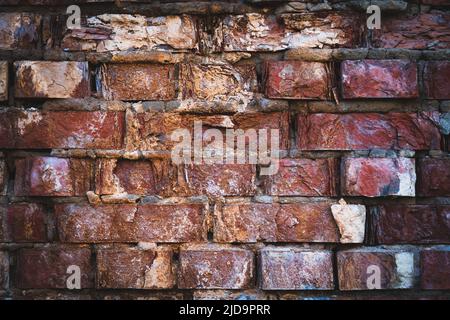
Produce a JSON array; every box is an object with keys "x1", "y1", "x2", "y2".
[{"x1": 0, "y1": 0, "x2": 449, "y2": 300}]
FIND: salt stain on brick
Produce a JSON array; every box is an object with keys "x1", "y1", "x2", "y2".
[{"x1": 331, "y1": 199, "x2": 366, "y2": 244}]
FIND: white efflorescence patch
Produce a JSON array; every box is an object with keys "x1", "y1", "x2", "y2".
[{"x1": 394, "y1": 252, "x2": 414, "y2": 289}]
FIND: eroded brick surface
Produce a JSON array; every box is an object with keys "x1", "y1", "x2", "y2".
[
  {"x1": 0, "y1": 13, "x2": 41, "y2": 49},
  {"x1": 421, "y1": 250, "x2": 450, "y2": 290}
]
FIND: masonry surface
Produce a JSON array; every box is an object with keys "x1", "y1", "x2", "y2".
[{"x1": 0, "y1": 0, "x2": 449, "y2": 300}]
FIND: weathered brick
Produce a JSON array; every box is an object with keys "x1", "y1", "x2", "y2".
[
  {"x1": 0, "y1": 251, "x2": 8, "y2": 289},
  {"x1": 96, "y1": 246, "x2": 175, "y2": 289},
  {"x1": 372, "y1": 11, "x2": 450, "y2": 49},
  {"x1": 265, "y1": 61, "x2": 330, "y2": 99},
  {"x1": 5, "y1": 110, "x2": 124, "y2": 149},
  {"x1": 98, "y1": 64, "x2": 176, "y2": 101},
  {"x1": 331, "y1": 199, "x2": 366, "y2": 244},
  {"x1": 373, "y1": 205, "x2": 450, "y2": 244},
  {"x1": 6, "y1": 203, "x2": 47, "y2": 242},
  {"x1": 297, "y1": 112, "x2": 441, "y2": 151},
  {"x1": 417, "y1": 158, "x2": 450, "y2": 196},
  {"x1": 214, "y1": 202, "x2": 339, "y2": 243},
  {"x1": 0, "y1": 111, "x2": 15, "y2": 149},
  {"x1": 424, "y1": 61, "x2": 450, "y2": 99},
  {"x1": 220, "y1": 12, "x2": 363, "y2": 52},
  {"x1": 62, "y1": 14, "x2": 197, "y2": 52},
  {"x1": 178, "y1": 245, "x2": 254, "y2": 289},
  {"x1": 126, "y1": 111, "x2": 289, "y2": 152},
  {"x1": 341, "y1": 60, "x2": 418, "y2": 99},
  {"x1": 16, "y1": 246, "x2": 93, "y2": 289},
  {"x1": 14, "y1": 157, "x2": 93, "y2": 197},
  {"x1": 420, "y1": 249, "x2": 450, "y2": 290},
  {"x1": 421, "y1": 0, "x2": 450, "y2": 4},
  {"x1": 337, "y1": 248, "x2": 415, "y2": 290},
  {"x1": 55, "y1": 203, "x2": 206, "y2": 243},
  {"x1": 262, "y1": 158, "x2": 338, "y2": 196},
  {"x1": 180, "y1": 63, "x2": 257, "y2": 100},
  {"x1": 0, "y1": 13, "x2": 41, "y2": 49},
  {"x1": 0, "y1": 159, "x2": 6, "y2": 195},
  {"x1": 0, "y1": 62, "x2": 8, "y2": 101},
  {"x1": 0, "y1": 206, "x2": 6, "y2": 242},
  {"x1": 15, "y1": 61, "x2": 90, "y2": 98},
  {"x1": 259, "y1": 247, "x2": 334, "y2": 290},
  {"x1": 342, "y1": 157, "x2": 416, "y2": 197}
]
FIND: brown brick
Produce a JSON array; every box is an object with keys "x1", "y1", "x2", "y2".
[
  {"x1": 0, "y1": 13, "x2": 41, "y2": 49},
  {"x1": 55, "y1": 203, "x2": 206, "y2": 243},
  {"x1": 342, "y1": 157, "x2": 416, "y2": 197},
  {"x1": 420, "y1": 250, "x2": 450, "y2": 290},
  {"x1": 262, "y1": 158, "x2": 338, "y2": 196},
  {"x1": 14, "y1": 157, "x2": 93, "y2": 197},
  {"x1": 417, "y1": 158, "x2": 450, "y2": 197},
  {"x1": 178, "y1": 245, "x2": 254, "y2": 289},
  {"x1": 0, "y1": 251, "x2": 8, "y2": 289},
  {"x1": 0, "y1": 159, "x2": 6, "y2": 195},
  {"x1": 6, "y1": 203, "x2": 47, "y2": 242},
  {"x1": 96, "y1": 246, "x2": 175, "y2": 289},
  {"x1": 0, "y1": 111, "x2": 15, "y2": 148},
  {"x1": 259, "y1": 247, "x2": 334, "y2": 290},
  {"x1": 98, "y1": 64, "x2": 176, "y2": 101},
  {"x1": 265, "y1": 61, "x2": 330, "y2": 99},
  {"x1": 0, "y1": 62, "x2": 8, "y2": 101},
  {"x1": 16, "y1": 246, "x2": 93, "y2": 289},
  {"x1": 373, "y1": 205, "x2": 450, "y2": 244},
  {"x1": 337, "y1": 248, "x2": 415, "y2": 290},
  {"x1": 15, "y1": 61, "x2": 90, "y2": 98}
]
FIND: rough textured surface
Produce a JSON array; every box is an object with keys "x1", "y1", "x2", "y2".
[
  {"x1": 417, "y1": 158, "x2": 450, "y2": 197},
  {"x1": 331, "y1": 199, "x2": 366, "y2": 244},
  {"x1": 178, "y1": 245, "x2": 254, "y2": 289},
  {"x1": 0, "y1": 13, "x2": 41, "y2": 49},
  {"x1": 337, "y1": 248, "x2": 415, "y2": 290},
  {"x1": 420, "y1": 250, "x2": 450, "y2": 290},
  {"x1": 0, "y1": 159, "x2": 6, "y2": 195},
  {"x1": 15, "y1": 61, "x2": 90, "y2": 98},
  {"x1": 259, "y1": 247, "x2": 334, "y2": 290},
  {"x1": 0, "y1": 61, "x2": 8, "y2": 101},
  {"x1": 342, "y1": 157, "x2": 416, "y2": 197},
  {"x1": 423, "y1": 61, "x2": 450, "y2": 99},
  {"x1": 6, "y1": 203, "x2": 47, "y2": 242},
  {"x1": 341, "y1": 60, "x2": 418, "y2": 99},
  {"x1": 0, "y1": 252, "x2": 8, "y2": 290}
]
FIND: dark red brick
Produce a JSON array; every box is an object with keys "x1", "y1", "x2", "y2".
[
  {"x1": 265, "y1": 61, "x2": 330, "y2": 99},
  {"x1": 297, "y1": 112, "x2": 441, "y2": 151},
  {"x1": 342, "y1": 157, "x2": 416, "y2": 197},
  {"x1": 99, "y1": 64, "x2": 176, "y2": 101},
  {"x1": 6, "y1": 203, "x2": 47, "y2": 242},
  {"x1": 0, "y1": 111, "x2": 15, "y2": 148},
  {"x1": 14, "y1": 157, "x2": 93, "y2": 197},
  {"x1": 424, "y1": 61, "x2": 450, "y2": 99},
  {"x1": 338, "y1": 248, "x2": 415, "y2": 290},
  {"x1": 259, "y1": 247, "x2": 334, "y2": 290},
  {"x1": 262, "y1": 158, "x2": 338, "y2": 196},
  {"x1": 178, "y1": 245, "x2": 254, "y2": 289},
  {"x1": 421, "y1": 250, "x2": 450, "y2": 290},
  {"x1": 96, "y1": 246, "x2": 175, "y2": 289},
  {"x1": 341, "y1": 60, "x2": 418, "y2": 99},
  {"x1": 16, "y1": 246, "x2": 93, "y2": 289},
  {"x1": 0, "y1": 159, "x2": 6, "y2": 195},
  {"x1": 55, "y1": 203, "x2": 206, "y2": 243},
  {"x1": 0, "y1": 251, "x2": 8, "y2": 289},
  {"x1": 373, "y1": 205, "x2": 450, "y2": 244},
  {"x1": 417, "y1": 158, "x2": 450, "y2": 196}
]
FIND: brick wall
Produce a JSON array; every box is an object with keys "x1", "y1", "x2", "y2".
[{"x1": 0, "y1": 0, "x2": 449, "y2": 300}]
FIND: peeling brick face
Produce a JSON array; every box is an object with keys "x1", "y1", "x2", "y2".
[{"x1": 1, "y1": 1, "x2": 450, "y2": 301}]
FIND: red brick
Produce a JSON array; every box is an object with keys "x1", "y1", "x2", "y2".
[
  {"x1": 297, "y1": 112, "x2": 441, "y2": 151},
  {"x1": 55, "y1": 203, "x2": 206, "y2": 243},
  {"x1": 126, "y1": 112, "x2": 289, "y2": 152},
  {"x1": 15, "y1": 61, "x2": 90, "y2": 98},
  {"x1": 417, "y1": 158, "x2": 450, "y2": 196},
  {"x1": 262, "y1": 158, "x2": 338, "y2": 196},
  {"x1": 0, "y1": 159, "x2": 6, "y2": 195},
  {"x1": 337, "y1": 248, "x2": 415, "y2": 290},
  {"x1": 420, "y1": 250, "x2": 450, "y2": 290},
  {"x1": 14, "y1": 157, "x2": 93, "y2": 197},
  {"x1": 0, "y1": 251, "x2": 8, "y2": 289},
  {"x1": 99, "y1": 64, "x2": 176, "y2": 101},
  {"x1": 96, "y1": 246, "x2": 175, "y2": 289},
  {"x1": 341, "y1": 60, "x2": 418, "y2": 99},
  {"x1": 180, "y1": 63, "x2": 257, "y2": 100},
  {"x1": 0, "y1": 111, "x2": 15, "y2": 148},
  {"x1": 259, "y1": 247, "x2": 334, "y2": 290},
  {"x1": 373, "y1": 11, "x2": 450, "y2": 49},
  {"x1": 265, "y1": 61, "x2": 330, "y2": 99},
  {"x1": 11, "y1": 110, "x2": 124, "y2": 149},
  {"x1": 342, "y1": 157, "x2": 416, "y2": 197},
  {"x1": 6, "y1": 203, "x2": 47, "y2": 242},
  {"x1": 0, "y1": 61, "x2": 7, "y2": 101},
  {"x1": 214, "y1": 202, "x2": 340, "y2": 243},
  {"x1": 373, "y1": 205, "x2": 450, "y2": 244},
  {"x1": 424, "y1": 61, "x2": 450, "y2": 99},
  {"x1": 178, "y1": 245, "x2": 254, "y2": 289},
  {"x1": 0, "y1": 13, "x2": 41, "y2": 49},
  {"x1": 16, "y1": 246, "x2": 93, "y2": 289}
]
